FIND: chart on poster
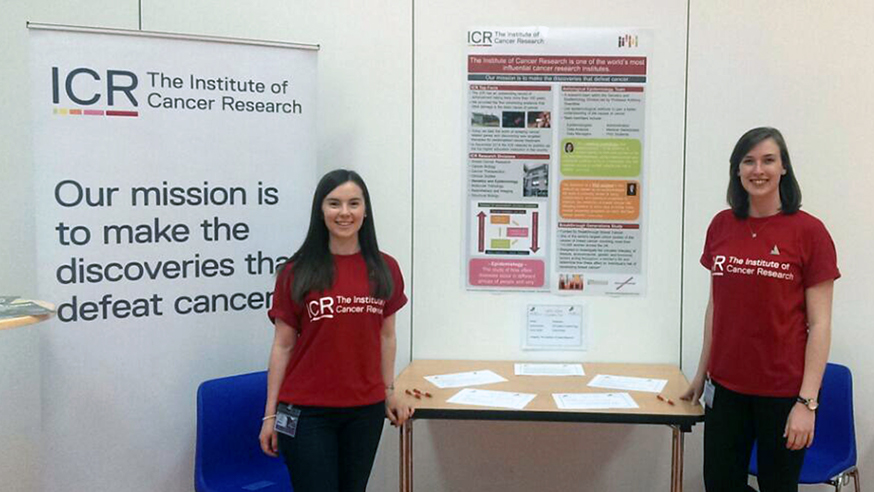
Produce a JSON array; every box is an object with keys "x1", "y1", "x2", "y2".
[{"x1": 464, "y1": 27, "x2": 651, "y2": 296}]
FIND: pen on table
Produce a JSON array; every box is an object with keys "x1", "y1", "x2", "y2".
[
  {"x1": 656, "y1": 394, "x2": 675, "y2": 405},
  {"x1": 406, "y1": 388, "x2": 432, "y2": 399}
]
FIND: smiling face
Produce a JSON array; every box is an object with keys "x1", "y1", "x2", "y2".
[
  {"x1": 321, "y1": 180, "x2": 366, "y2": 249},
  {"x1": 738, "y1": 137, "x2": 786, "y2": 212}
]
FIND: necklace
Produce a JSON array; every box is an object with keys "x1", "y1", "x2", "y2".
[{"x1": 746, "y1": 216, "x2": 776, "y2": 238}]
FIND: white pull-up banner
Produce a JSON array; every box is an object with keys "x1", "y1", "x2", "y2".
[{"x1": 30, "y1": 24, "x2": 317, "y2": 490}]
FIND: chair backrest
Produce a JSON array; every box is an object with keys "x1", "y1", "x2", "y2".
[
  {"x1": 195, "y1": 371, "x2": 284, "y2": 490},
  {"x1": 810, "y1": 363, "x2": 857, "y2": 467},
  {"x1": 749, "y1": 363, "x2": 856, "y2": 478}
]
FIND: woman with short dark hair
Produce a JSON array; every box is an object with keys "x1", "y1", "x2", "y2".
[{"x1": 682, "y1": 127, "x2": 840, "y2": 491}]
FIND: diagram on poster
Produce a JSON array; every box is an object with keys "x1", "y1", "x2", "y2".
[
  {"x1": 468, "y1": 201, "x2": 546, "y2": 289},
  {"x1": 471, "y1": 202, "x2": 544, "y2": 256},
  {"x1": 464, "y1": 27, "x2": 651, "y2": 295}
]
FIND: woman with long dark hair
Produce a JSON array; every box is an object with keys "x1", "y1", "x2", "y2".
[
  {"x1": 260, "y1": 169, "x2": 412, "y2": 492},
  {"x1": 681, "y1": 127, "x2": 840, "y2": 491}
]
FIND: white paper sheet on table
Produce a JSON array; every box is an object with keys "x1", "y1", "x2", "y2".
[
  {"x1": 423, "y1": 370, "x2": 507, "y2": 388},
  {"x1": 552, "y1": 392, "x2": 639, "y2": 410},
  {"x1": 514, "y1": 363, "x2": 585, "y2": 376},
  {"x1": 587, "y1": 374, "x2": 668, "y2": 393},
  {"x1": 446, "y1": 388, "x2": 537, "y2": 410}
]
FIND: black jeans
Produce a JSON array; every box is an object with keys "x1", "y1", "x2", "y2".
[
  {"x1": 704, "y1": 381, "x2": 806, "y2": 492},
  {"x1": 277, "y1": 401, "x2": 385, "y2": 492}
]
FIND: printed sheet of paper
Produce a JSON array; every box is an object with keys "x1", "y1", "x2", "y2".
[
  {"x1": 552, "y1": 392, "x2": 638, "y2": 410},
  {"x1": 587, "y1": 374, "x2": 667, "y2": 393},
  {"x1": 424, "y1": 370, "x2": 507, "y2": 389},
  {"x1": 447, "y1": 388, "x2": 537, "y2": 410},
  {"x1": 514, "y1": 363, "x2": 585, "y2": 376},
  {"x1": 524, "y1": 304, "x2": 585, "y2": 350}
]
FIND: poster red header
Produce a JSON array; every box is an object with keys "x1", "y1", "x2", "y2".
[
  {"x1": 562, "y1": 86, "x2": 644, "y2": 93},
  {"x1": 469, "y1": 84, "x2": 552, "y2": 91},
  {"x1": 468, "y1": 55, "x2": 647, "y2": 75}
]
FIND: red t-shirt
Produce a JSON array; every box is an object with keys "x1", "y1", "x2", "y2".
[
  {"x1": 267, "y1": 252, "x2": 407, "y2": 407},
  {"x1": 700, "y1": 210, "x2": 839, "y2": 397}
]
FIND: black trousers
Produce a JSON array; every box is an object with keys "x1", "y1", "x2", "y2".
[
  {"x1": 277, "y1": 401, "x2": 385, "y2": 492},
  {"x1": 704, "y1": 381, "x2": 806, "y2": 492}
]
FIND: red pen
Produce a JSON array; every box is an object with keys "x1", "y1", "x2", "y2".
[{"x1": 657, "y1": 394, "x2": 675, "y2": 405}]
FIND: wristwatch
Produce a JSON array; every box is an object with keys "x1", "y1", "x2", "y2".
[{"x1": 796, "y1": 396, "x2": 819, "y2": 411}]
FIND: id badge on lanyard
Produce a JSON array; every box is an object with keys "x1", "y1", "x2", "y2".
[
  {"x1": 703, "y1": 378, "x2": 715, "y2": 408},
  {"x1": 275, "y1": 403, "x2": 302, "y2": 438}
]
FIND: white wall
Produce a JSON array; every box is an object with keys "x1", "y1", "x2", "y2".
[
  {"x1": 411, "y1": 1, "x2": 691, "y2": 490},
  {"x1": 414, "y1": 3, "x2": 689, "y2": 366},
  {"x1": 1, "y1": 4, "x2": 137, "y2": 492},
  {"x1": 2, "y1": 0, "x2": 871, "y2": 491},
  {"x1": 682, "y1": 2, "x2": 874, "y2": 489}
]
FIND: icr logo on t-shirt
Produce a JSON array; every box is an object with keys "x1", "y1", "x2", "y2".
[
  {"x1": 712, "y1": 255, "x2": 726, "y2": 276},
  {"x1": 307, "y1": 297, "x2": 335, "y2": 321},
  {"x1": 711, "y1": 254, "x2": 795, "y2": 281},
  {"x1": 305, "y1": 295, "x2": 387, "y2": 322}
]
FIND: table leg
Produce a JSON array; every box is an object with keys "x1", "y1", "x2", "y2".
[
  {"x1": 399, "y1": 420, "x2": 413, "y2": 492},
  {"x1": 670, "y1": 425, "x2": 684, "y2": 492}
]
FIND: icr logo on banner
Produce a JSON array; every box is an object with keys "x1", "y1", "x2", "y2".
[{"x1": 51, "y1": 66, "x2": 140, "y2": 116}]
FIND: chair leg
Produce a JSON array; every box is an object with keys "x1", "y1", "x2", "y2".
[{"x1": 834, "y1": 469, "x2": 862, "y2": 492}]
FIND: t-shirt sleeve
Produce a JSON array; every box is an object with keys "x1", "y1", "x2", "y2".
[
  {"x1": 382, "y1": 255, "x2": 408, "y2": 318},
  {"x1": 802, "y1": 219, "x2": 841, "y2": 288},
  {"x1": 267, "y1": 264, "x2": 301, "y2": 329},
  {"x1": 700, "y1": 213, "x2": 721, "y2": 270}
]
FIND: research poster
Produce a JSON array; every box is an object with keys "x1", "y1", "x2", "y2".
[
  {"x1": 30, "y1": 26, "x2": 317, "y2": 490},
  {"x1": 465, "y1": 27, "x2": 650, "y2": 296}
]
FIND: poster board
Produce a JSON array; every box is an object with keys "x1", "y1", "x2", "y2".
[{"x1": 464, "y1": 28, "x2": 651, "y2": 297}]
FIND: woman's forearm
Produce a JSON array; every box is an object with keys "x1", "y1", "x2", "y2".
[
  {"x1": 265, "y1": 319, "x2": 297, "y2": 416},
  {"x1": 798, "y1": 281, "x2": 834, "y2": 400},
  {"x1": 694, "y1": 289, "x2": 715, "y2": 381},
  {"x1": 380, "y1": 315, "x2": 398, "y2": 393}
]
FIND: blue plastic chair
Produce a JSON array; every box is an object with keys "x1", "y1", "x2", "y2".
[
  {"x1": 750, "y1": 363, "x2": 860, "y2": 491},
  {"x1": 195, "y1": 371, "x2": 292, "y2": 492}
]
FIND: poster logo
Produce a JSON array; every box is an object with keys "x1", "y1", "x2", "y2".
[
  {"x1": 468, "y1": 30, "x2": 493, "y2": 46},
  {"x1": 615, "y1": 277, "x2": 636, "y2": 290},
  {"x1": 618, "y1": 34, "x2": 639, "y2": 48},
  {"x1": 51, "y1": 66, "x2": 140, "y2": 117}
]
